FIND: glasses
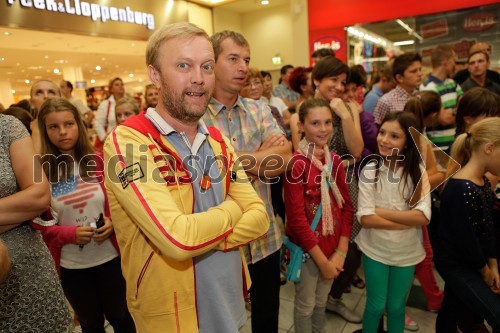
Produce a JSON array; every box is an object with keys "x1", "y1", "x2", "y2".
[{"x1": 244, "y1": 80, "x2": 262, "y2": 88}]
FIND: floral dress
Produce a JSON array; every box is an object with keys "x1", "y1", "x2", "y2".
[
  {"x1": 329, "y1": 106, "x2": 361, "y2": 240},
  {"x1": 0, "y1": 115, "x2": 72, "y2": 332}
]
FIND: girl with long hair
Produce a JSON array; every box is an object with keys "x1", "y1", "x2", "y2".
[
  {"x1": 356, "y1": 112, "x2": 431, "y2": 333},
  {"x1": 403, "y1": 90, "x2": 444, "y2": 312},
  {"x1": 37, "y1": 97, "x2": 135, "y2": 333},
  {"x1": 284, "y1": 98, "x2": 353, "y2": 333}
]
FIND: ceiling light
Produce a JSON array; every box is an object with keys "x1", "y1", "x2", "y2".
[
  {"x1": 393, "y1": 40, "x2": 415, "y2": 46},
  {"x1": 261, "y1": 0, "x2": 269, "y2": 4},
  {"x1": 11, "y1": 90, "x2": 15, "y2": 94},
  {"x1": 0, "y1": 58, "x2": 4, "y2": 61},
  {"x1": 90, "y1": 79, "x2": 95, "y2": 84},
  {"x1": 44, "y1": 55, "x2": 49, "y2": 59},
  {"x1": 138, "y1": 78, "x2": 143, "y2": 83},
  {"x1": 96, "y1": 65, "x2": 101, "y2": 71},
  {"x1": 25, "y1": 79, "x2": 30, "y2": 84},
  {"x1": 3, "y1": 32, "x2": 10, "y2": 36},
  {"x1": 53, "y1": 68, "x2": 60, "y2": 74},
  {"x1": 395, "y1": 19, "x2": 423, "y2": 42},
  {"x1": 129, "y1": 73, "x2": 134, "y2": 78}
]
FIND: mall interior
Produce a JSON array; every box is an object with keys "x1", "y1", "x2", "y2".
[
  {"x1": 0, "y1": 0, "x2": 499, "y2": 332},
  {"x1": 0, "y1": 0, "x2": 498, "y2": 107}
]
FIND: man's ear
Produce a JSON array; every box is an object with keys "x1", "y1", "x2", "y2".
[
  {"x1": 148, "y1": 65, "x2": 161, "y2": 89},
  {"x1": 395, "y1": 74, "x2": 403, "y2": 85}
]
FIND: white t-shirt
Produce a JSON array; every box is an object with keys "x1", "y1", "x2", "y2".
[
  {"x1": 261, "y1": 96, "x2": 288, "y2": 115},
  {"x1": 51, "y1": 170, "x2": 118, "y2": 269},
  {"x1": 68, "y1": 96, "x2": 90, "y2": 118},
  {"x1": 355, "y1": 162, "x2": 431, "y2": 267}
]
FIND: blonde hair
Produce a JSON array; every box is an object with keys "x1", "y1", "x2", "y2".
[
  {"x1": 115, "y1": 96, "x2": 140, "y2": 115},
  {"x1": 146, "y1": 22, "x2": 209, "y2": 70},
  {"x1": 446, "y1": 117, "x2": 500, "y2": 180}
]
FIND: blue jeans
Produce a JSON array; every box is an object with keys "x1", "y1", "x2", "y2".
[
  {"x1": 436, "y1": 265, "x2": 500, "y2": 333},
  {"x1": 362, "y1": 255, "x2": 415, "y2": 333}
]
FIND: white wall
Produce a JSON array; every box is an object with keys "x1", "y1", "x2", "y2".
[
  {"x1": 213, "y1": 2, "x2": 309, "y2": 73},
  {"x1": 213, "y1": 8, "x2": 243, "y2": 33},
  {"x1": 187, "y1": 2, "x2": 213, "y2": 35}
]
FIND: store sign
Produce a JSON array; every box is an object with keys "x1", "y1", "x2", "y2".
[
  {"x1": 421, "y1": 39, "x2": 476, "y2": 61},
  {"x1": 0, "y1": 0, "x2": 188, "y2": 40},
  {"x1": 313, "y1": 36, "x2": 343, "y2": 52},
  {"x1": 420, "y1": 18, "x2": 448, "y2": 40},
  {"x1": 7, "y1": 0, "x2": 155, "y2": 30},
  {"x1": 462, "y1": 13, "x2": 496, "y2": 31}
]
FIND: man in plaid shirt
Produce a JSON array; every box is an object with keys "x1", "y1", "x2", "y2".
[
  {"x1": 373, "y1": 53, "x2": 423, "y2": 125},
  {"x1": 203, "y1": 30, "x2": 292, "y2": 333}
]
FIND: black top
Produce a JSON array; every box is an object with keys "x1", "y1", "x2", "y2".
[
  {"x1": 435, "y1": 177, "x2": 497, "y2": 270},
  {"x1": 454, "y1": 68, "x2": 500, "y2": 85},
  {"x1": 461, "y1": 77, "x2": 500, "y2": 95}
]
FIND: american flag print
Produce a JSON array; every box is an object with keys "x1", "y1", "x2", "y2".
[{"x1": 52, "y1": 176, "x2": 99, "y2": 214}]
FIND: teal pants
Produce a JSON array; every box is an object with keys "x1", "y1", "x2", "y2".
[{"x1": 362, "y1": 255, "x2": 415, "y2": 333}]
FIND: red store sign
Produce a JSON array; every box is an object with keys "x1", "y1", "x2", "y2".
[{"x1": 462, "y1": 13, "x2": 497, "y2": 31}]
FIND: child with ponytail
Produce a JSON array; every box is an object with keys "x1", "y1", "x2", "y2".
[
  {"x1": 435, "y1": 117, "x2": 500, "y2": 332},
  {"x1": 403, "y1": 90, "x2": 444, "y2": 312}
]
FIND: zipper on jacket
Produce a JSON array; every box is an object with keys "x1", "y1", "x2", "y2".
[
  {"x1": 174, "y1": 291, "x2": 180, "y2": 333},
  {"x1": 135, "y1": 251, "x2": 154, "y2": 299}
]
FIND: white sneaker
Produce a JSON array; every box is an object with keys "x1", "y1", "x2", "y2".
[
  {"x1": 405, "y1": 315, "x2": 419, "y2": 331},
  {"x1": 326, "y1": 296, "x2": 362, "y2": 323}
]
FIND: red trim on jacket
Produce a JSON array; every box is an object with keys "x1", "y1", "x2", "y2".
[{"x1": 113, "y1": 116, "x2": 233, "y2": 251}]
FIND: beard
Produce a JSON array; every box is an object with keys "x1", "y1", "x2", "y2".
[{"x1": 160, "y1": 80, "x2": 211, "y2": 124}]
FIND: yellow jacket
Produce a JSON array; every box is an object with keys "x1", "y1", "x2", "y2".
[{"x1": 104, "y1": 113, "x2": 269, "y2": 333}]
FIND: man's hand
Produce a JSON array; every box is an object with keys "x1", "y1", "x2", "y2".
[{"x1": 259, "y1": 134, "x2": 286, "y2": 151}]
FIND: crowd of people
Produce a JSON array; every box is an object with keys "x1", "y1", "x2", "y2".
[{"x1": 0, "y1": 21, "x2": 499, "y2": 333}]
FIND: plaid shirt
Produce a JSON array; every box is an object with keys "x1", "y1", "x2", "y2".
[
  {"x1": 203, "y1": 96, "x2": 284, "y2": 264},
  {"x1": 373, "y1": 85, "x2": 413, "y2": 124},
  {"x1": 272, "y1": 83, "x2": 300, "y2": 102}
]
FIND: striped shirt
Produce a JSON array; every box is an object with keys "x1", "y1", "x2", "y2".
[
  {"x1": 420, "y1": 75, "x2": 462, "y2": 150},
  {"x1": 420, "y1": 75, "x2": 463, "y2": 111},
  {"x1": 203, "y1": 96, "x2": 284, "y2": 264}
]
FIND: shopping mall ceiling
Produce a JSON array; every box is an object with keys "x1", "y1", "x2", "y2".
[
  {"x1": 0, "y1": 0, "x2": 288, "y2": 98},
  {"x1": 0, "y1": 0, "x2": 411, "y2": 99}
]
